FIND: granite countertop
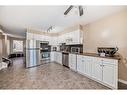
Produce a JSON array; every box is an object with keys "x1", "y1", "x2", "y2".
[
  {"x1": 79, "y1": 53, "x2": 120, "y2": 60},
  {"x1": 52, "y1": 51, "x2": 120, "y2": 60}
]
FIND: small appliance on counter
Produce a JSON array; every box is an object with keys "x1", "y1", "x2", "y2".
[
  {"x1": 97, "y1": 47, "x2": 119, "y2": 57},
  {"x1": 70, "y1": 44, "x2": 83, "y2": 54},
  {"x1": 71, "y1": 47, "x2": 80, "y2": 54},
  {"x1": 52, "y1": 47, "x2": 57, "y2": 51}
]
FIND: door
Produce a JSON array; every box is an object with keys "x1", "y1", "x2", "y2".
[
  {"x1": 50, "y1": 52, "x2": 55, "y2": 61},
  {"x1": 54, "y1": 52, "x2": 57, "y2": 62},
  {"x1": 57, "y1": 52, "x2": 62, "y2": 64},
  {"x1": 103, "y1": 62, "x2": 117, "y2": 88},
  {"x1": 77, "y1": 55, "x2": 84, "y2": 74},
  {"x1": 69, "y1": 54, "x2": 77, "y2": 71},
  {"x1": 93, "y1": 58, "x2": 103, "y2": 81},
  {"x1": 83, "y1": 56, "x2": 92, "y2": 76}
]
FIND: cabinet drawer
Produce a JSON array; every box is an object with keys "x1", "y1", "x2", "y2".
[{"x1": 102, "y1": 59, "x2": 118, "y2": 66}]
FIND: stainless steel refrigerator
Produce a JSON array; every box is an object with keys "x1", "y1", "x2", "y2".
[{"x1": 26, "y1": 40, "x2": 40, "y2": 68}]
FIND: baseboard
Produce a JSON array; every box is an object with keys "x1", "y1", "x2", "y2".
[{"x1": 119, "y1": 79, "x2": 127, "y2": 85}]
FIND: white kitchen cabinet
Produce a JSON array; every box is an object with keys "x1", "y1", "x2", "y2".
[
  {"x1": 49, "y1": 37, "x2": 58, "y2": 46},
  {"x1": 57, "y1": 52, "x2": 62, "y2": 65},
  {"x1": 26, "y1": 32, "x2": 34, "y2": 40},
  {"x1": 102, "y1": 59, "x2": 118, "y2": 88},
  {"x1": 50, "y1": 52, "x2": 55, "y2": 62},
  {"x1": 65, "y1": 32, "x2": 73, "y2": 45},
  {"x1": 64, "y1": 30, "x2": 83, "y2": 45},
  {"x1": 34, "y1": 34, "x2": 42, "y2": 41},
  {"x1": 77, "y1": 55, "x2": 84, "y2": 74},
  {"x1": 69, "y1": 54, "x2": 77, "y2": 71},
  {"x1": 53, "y1": 52, "x2": 62, "y2": 65},
  {"x1": 72, "y1": 30, "x2": 80, "y2": 44},
  {"x1": 27, "y1": 29, "x2": 83, "y2": 45},
  {"x1": 43, "y1": 35, "x2": 49, "y2": 41},
  {"x1": 49, "y1": 36, "x2": 52, "y2": 45},
  {"x1": 54, "y1": 52, "x2": 58, "y2": 62},
  {"x1": 92, "y1": 58, "x2": 103, "y2": 81},
  {"x1": 58, "y1": 34, "x2": 66, "y2": 44},
  {"x1": 83, "y1": 56, "x2": 93, "y2": 76},
  {"x1": 76, "y1": 54, "x2": 118, "y2": 89}
]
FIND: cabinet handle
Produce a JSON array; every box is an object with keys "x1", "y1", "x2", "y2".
[{"x1": 100, "y1": 65, "x2": 104, "y2": 67}]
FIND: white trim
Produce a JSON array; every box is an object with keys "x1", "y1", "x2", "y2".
[{"x1": 119, "y1": 79, "x2": 127, "y2": 85}]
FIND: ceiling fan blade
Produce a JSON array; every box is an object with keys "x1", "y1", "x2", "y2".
[
  {"x1": 64, "y1": 5, "x2": 74, "y2": 15},
  {"x1": 79, "y1": 6, "x2": 83, "y2": 16}
]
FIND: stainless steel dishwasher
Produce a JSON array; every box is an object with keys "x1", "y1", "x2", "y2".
[{"x1": 62, "y1": 52, "x2": 69, "y2": 67}]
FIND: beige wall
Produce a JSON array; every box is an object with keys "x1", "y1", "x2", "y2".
[
  {"x1": 82, "y1": 9, "x2": 127, "y2": 81},
  {"x1": 0, "y1": 34, "x2": 3, "y2": 62}
]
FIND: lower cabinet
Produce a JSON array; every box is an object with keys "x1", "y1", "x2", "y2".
[
  {"x1": 83, "y1": 56, "x2": 93, "y2": 76},
  {"x1": 50, "y1": 52, "x2": 55, "y2": 62},
  {"x1": 69, "y1": 54, "x2": 77, "y2": 71},
  {"x1": 102, "y1": 60, "x2": 118, "y2": 88},
  {"x1": 77, "y1": 55, "x2": 84, "y2": 74},
  {"x1": 52, "y1": 52, "x2": 62, "y2": 65},
  {"x1": 92, "y1": 58, "x2": 103, "y2": 81},
  {"x1": 57, "y1": 52, "x2": 62, "y2": 65},
  {"x1": 51, "y1": 52, "x2": 118, "y2": 89},
  {"x1": 76, "y1": 55, "x2": 118, "y2": 89}
]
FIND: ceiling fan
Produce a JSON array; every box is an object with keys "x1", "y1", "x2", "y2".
[{"x1": 64, "y1": 5, "x2": 84, "y2": 16}]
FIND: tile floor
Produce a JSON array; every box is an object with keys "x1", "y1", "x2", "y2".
[{"x1": 0, "y1": 58, "x2": 111, "y2": 89}]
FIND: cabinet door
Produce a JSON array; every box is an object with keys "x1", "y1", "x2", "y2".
[
  {"x1": 58, "y1": 52, "x2": 62, "y2": 64},
  {"x1": 56, "y1": 52, "x2": 58, "y2": 63},
  {"x1": 60, "y1": 34, "x2": 65, "y2": 43},
  {"x1": 50, "y1": 52, "x2": 55, "y2": 62},
  {"x1": 51, "y1": 37, "x2": 58, "y2": 46},
  {"x1": 93, "y1": 58, "x2": 103, "y2": 81},
  {"x1": 27, "y1": 32, "x2": 34, "y2": 40},
  {"x1": 77, "y1": 55, "x2": 84, "y2": 74},
  {"x1": 69, "y1": 54, "x2": 77, "y2": 71},
  {"x1": 83, "y1": 56, "x2": 92, "y2": 76},
  {"x1": 54, "y1": 52, "x2": 57, "y2": 62},
  {"x1": 103, "y1": 61, "x2": 118, "y2": 88},
  {"x1": 72, "y1": 30, "x2": 80, "y2": 44}
]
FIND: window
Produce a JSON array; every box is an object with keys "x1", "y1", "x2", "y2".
[{"x1": 13, "y1": 40, "x2": 23, "y2": 52}]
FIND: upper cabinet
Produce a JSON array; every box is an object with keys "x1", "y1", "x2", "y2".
[
  {"x1": 49, "y1": 36, "x2": 58, "y2": 46},
  {"x1": 65, "y1": 29, "x2": 83, "y2": 45},
  {"x1": 26, "y1": 32, "x2": 34, "y2": 40},
  {"x1": 26, "y1": 28, "x2": 83, "y2": 45}
]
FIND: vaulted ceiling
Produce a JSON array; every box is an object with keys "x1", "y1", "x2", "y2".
[{"x1": 0, "y1": 6, "x2": 126, "y2": 37}]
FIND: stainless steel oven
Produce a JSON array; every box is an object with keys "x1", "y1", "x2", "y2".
[
  {"x1": 40, "y1": 41, "x2": 51, "y2": 63},
  {"x1": 41, "y1": 51, "x2": 50, "y2": 60}
]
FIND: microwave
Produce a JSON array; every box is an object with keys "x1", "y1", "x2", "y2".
[{"x1": 71, "y1": 47, "x2": 80, "y2": 54}]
